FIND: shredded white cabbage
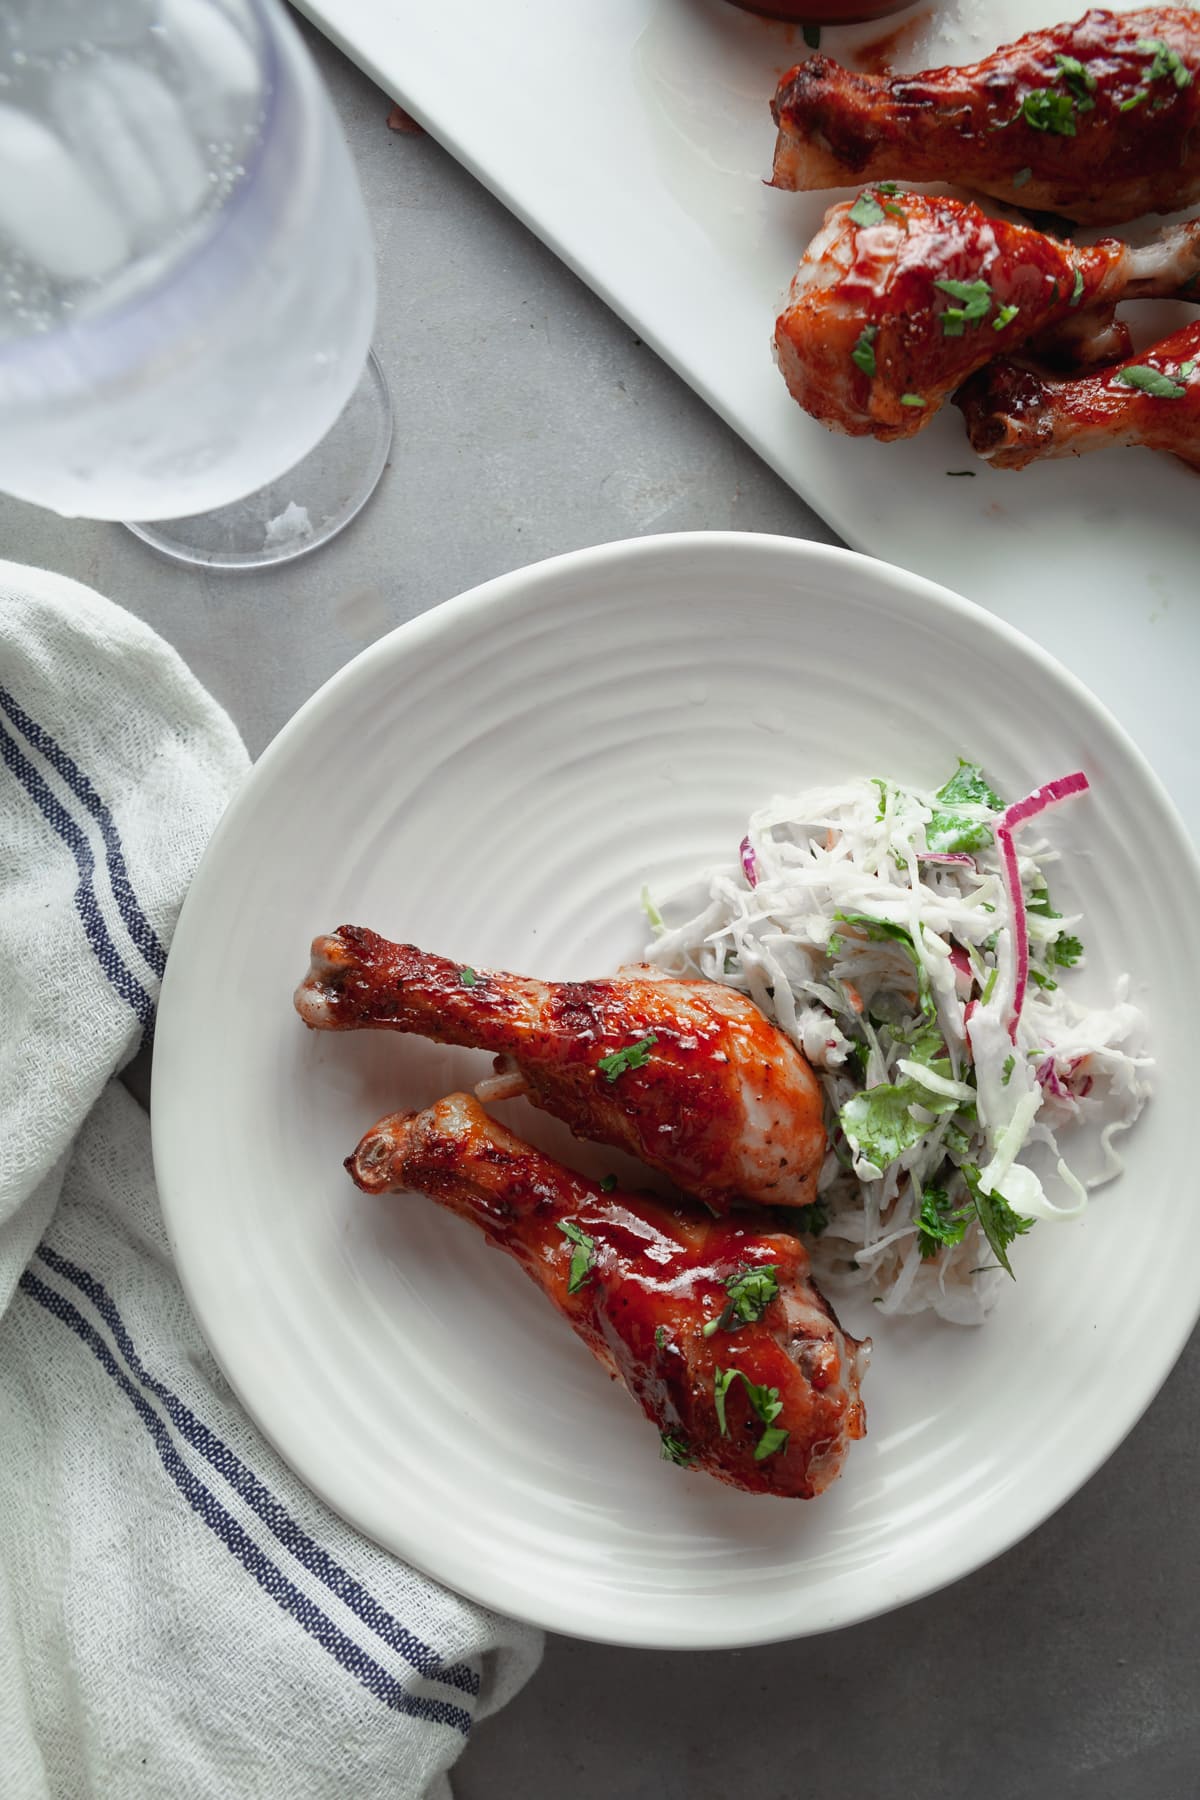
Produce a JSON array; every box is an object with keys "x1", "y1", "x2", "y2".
[{"x1": 645, "y1": 769, "x2": 1151, "y2": 1325}]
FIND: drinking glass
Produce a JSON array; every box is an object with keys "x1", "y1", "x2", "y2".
[{"x1": 0, "y1": 0, "x2": 390, "y2": 568}]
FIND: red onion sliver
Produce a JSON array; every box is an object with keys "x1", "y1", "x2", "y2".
[
  {"x1": 1035, "y1": 1056, "x2": 1069, "y2": 1099},
  {"x1": 740, "y1": 835, "x2": 758, "y2": 888},
  {"x1": 997, "y1": 770, "x2": 1089, "y2": 1040}
]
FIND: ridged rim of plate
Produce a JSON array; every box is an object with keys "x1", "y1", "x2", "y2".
[{"x1": 153, "y1": 532, "x2": 1200, "y2": 1647}]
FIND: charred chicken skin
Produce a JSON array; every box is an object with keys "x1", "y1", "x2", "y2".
[
  {"x1": 295, "y1": 927, "x2": 826, "y2": 1213},
  {"x1": 775, "y1": 192, "x2": 1200, "y2": 439},
  {"x1": 956, "y1": 316, "x2": 1200, "y2": 470},
  {"x1": 771, "y1": 9, "x2": 1200, "y2": 225},
  {"x1": 348, "y1": 1093, "x2": 868, "y2": 1499}
]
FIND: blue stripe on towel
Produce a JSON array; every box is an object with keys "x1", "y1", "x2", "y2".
[
  {"x1": 0, "y1": 683, "x2": 168, "y2": 978},
  {"x1": 18, "y1": 1268, "x2": 473, "y2": 1737},
  {"x1": 36, "y1": 1244, "x2": 481, "y2": 1700},
  {"x1": 0, "y1": 723, "x2": 155, "y2": 1037}
]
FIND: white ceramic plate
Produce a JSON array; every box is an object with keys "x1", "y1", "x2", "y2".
[
  {"x1": 296, "y1": 0, "x2": 1200, "y2": 832},
  {"x1": 153, "y1": 533, "x2": 1199, "y2": 1647}
]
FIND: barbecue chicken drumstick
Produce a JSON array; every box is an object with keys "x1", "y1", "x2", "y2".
[
  {"x1": 771, "y1": 8, "x2": 1200, "y2": 225},
  {"x1": 775, "y1": 192, "x2": 1200, "y2": 440},
  {"x1": 348, "y1": 1093, "x2": 868, "y2": 1499},
  {"x1": 296, "y1": 927, "x2": 826, "y2": 1213},
  {"x1": 956, "y1": 316, "x2": 1200, "y2": 470}
]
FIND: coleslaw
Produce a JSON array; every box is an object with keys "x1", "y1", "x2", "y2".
[{"x1": 645, "y1": 764, "x2": 1150, "y2": 1324}]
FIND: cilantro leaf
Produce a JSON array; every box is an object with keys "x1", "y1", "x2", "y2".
[
  {"x1": 1001, "y1": 1054, "x2": 1015, "y2": 1085},
  {"x1": 702, "y1": 1263, "x2": 780, "y2": 1338},
  {"x1": 459, "y1": 966, "x2": 477, "y2": 987},
  {"x1": 1135, "y1": 37, "x2": 1194, "y2": 89},
  {"x1": 558, "y1": 1219, "x2": 596, "y2": 1294},
  {"x1": 1020, "y1": 88, "x2": 1078, "y2": 134},
  {"x1": 900, "y1": 393, "x2": 926, "y2": 407},
  {"x1": 875, "y1": 182, "x2": 900, "y2": 195},
  {"x1": 660, "y1": 1431, "x2": 693, "y2": 1467},
  {"x1": 993, "y1": 303, "x2": 1020, "y2": 330},
  {"x1": 851, "y1": 323, "x2": 878, "y2": 378},
  {"x1": 1115, "y1": 365, "x2": 1186, "y2": 399},
  {"x1": 654, "y1": 1324, "x2": 667, "y2": 1349},
  {"x1": 713, "y1": 1367, "x2": 787, "y2": 1460},
  {"x1": 596, "y1": 1032, "x2": 657, "y2": 1082},
  {"x1": 840, "y1": 1075, "x2": 959, "y2": 1173},
  {"x1": 962, "y1": 1164, "x2": 1033, "y2": 1278},
  {"x1": 1026, "y1": 888, "x2": 1061, "y2": 920},
  {"x1": 1070, "y1": 268, "x2": 1085, "y2": 307},
  {"x1": 1051, "y1": 933, "x2": 1083, "y2": 967},
  {"x1": 917, "y1": 1184, "x2": 972, "y2": 1259},
  {"x1": 926, "y1": 760, "x2": 1002, "y2": 854},
  {"x1": 1054, "y1": 53, "x2": 1097, "y2": 108},
  {"x1": 934, "y1": 277, "x2": 993, "y2": 336},
  {"x1": 849, "y1": 192, "x2": 885, "y2": 227}
]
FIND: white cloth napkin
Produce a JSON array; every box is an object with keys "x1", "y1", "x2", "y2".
[{"x1": 0, "y1": 563, "x2": 542, "y2": 1799}]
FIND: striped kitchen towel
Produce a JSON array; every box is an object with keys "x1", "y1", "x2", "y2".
[{"x1": 0, "y1": 564, "x2": 541, "y2": 1799}]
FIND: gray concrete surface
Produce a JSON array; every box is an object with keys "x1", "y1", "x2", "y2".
[{"x1": 1, "y1": 22, "x2": 1196, "y2": 1798}]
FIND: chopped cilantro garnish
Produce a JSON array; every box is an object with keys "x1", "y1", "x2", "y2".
[
  {"x1": 900, "y1": 393, "x2": 926, "y2": 407},
  {"x1": 655, "y1": 1324, "x2": 667, "y2": 1349},
  {"x1": 1013, "y1": 166, "x2": 1032, "y2": 187},
  {"x1": 459, "y1": 966, "x2": 477, "y2": 987},
  {"x1": 1115, "y1": 365, "x2": 1187, "y2": 398},
  {"x1": 1180, "y1": 360, "x2": 1197, "y2": 378},
  {"x1": 980, "y1": 965, "x2": 998, "y2": 1006},
  {"x1": 1119, "y1": 89, "x2": 1148, "y2": 111},
  {"x1": 851, "y1": 323, "x2": 878, "y2": 378},
  {"x1": 1070, "y1": 268, "x2": 1085, "y2": 307},
  {"x1": 849, "y1": 192, "x2": 885, "y2": 227},
  {"x1": 993, "y1": 303, "x2": 1020, "y2": 331},
  {"x1": 599, "y1": 1173, "x2": 617, "y2": 1193},
  {"x1": 917, "y1": 1184, "x2": 972, "y2": 1259},
  {"x1": 596, "y1": 1032, "x2": 657, "y2": 1082},
  {"x1": 702, "y1": 1264, "x2": 780, "y2": 1338},
  {"x1": 754, "y1": 1426, "x2": 791, "y2": 1463},
  {"x1": 1019, "y1": 88, "x2": 1078, "y2": 135},
  {"x1": 1027, "y1": 968, "x2": 1058, "y2": 991},
  {"x1": 1054, "y1": 53, "x2": 1097, "y2": 108},
  {"x1": 660, "y1": 1431, "x2": 693, "y2": 1467},
  {"x1": 1051, "y1": 933, "x2": 1083, "y2": 967},
  {"x1": 962, "y1": 1163, "x2": 1033, "y2": 1278},
  {"x1": 713, "y1": 1367, "x2": 789, "y2": 1461},
  {"x1": 794, "y1": 1198, "x2": 830, "y2": 1237},
  {"x1": 558, "y1": 1219, "x2": 596, "y2": 1294},
  {"x1": 934, "y1": 277, "x2": 993, "y2": 337},
  {"x1": 875, "y1": 181, "x2": 900, "y2": 195},
  {"x1": 1135, "y1": 37, "x2": 1194, "y2": 89},
  {"x1": 1026, "y1": 888, "x2": 1061, "y2": 919},
  {"x1": 1002, "y1": 1054, "x2": 1015, "y2": 1085}
]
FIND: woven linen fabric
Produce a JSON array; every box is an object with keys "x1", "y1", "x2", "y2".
[{"x1": 0, "y1": 563, "x2": 541, "y2": 1799}]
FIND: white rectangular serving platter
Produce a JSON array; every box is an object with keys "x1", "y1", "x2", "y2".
[{"x1": 296, "y1": 0, "x2": 1199, "y2": 833}]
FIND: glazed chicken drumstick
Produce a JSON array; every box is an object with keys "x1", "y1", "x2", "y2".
[
  {"x1": 776, "y1": 192, "x2": 1200, "y2": 440},
  {"x1": 296, "y1": 927, "x2": 826, "y2": 1213},
  {"x1": 956, "y1": 317, "x2": 1200, "y2": 471},
  {"x1": 771, "y1": 8, "x2": 1200, "y2": 225},
  {"x1": 348, "y1": 1093, "x2": 868, "y2": 1499}
]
